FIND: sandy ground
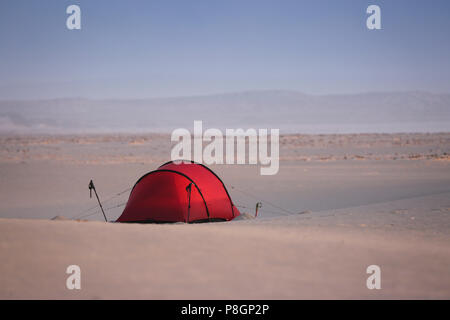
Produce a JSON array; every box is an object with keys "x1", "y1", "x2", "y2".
[{"x1": 0, "y1": 133, "x2": 450, "y2": 299}]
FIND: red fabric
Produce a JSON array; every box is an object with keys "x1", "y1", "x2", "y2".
[{"x1": 116, "y1": 161, "x2": 240, "y2": 223}]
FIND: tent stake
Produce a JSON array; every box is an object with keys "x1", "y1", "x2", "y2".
[
  {"x1": 255, "y1": 202, "x2": 262, "y2": 217},
  {"x1": 88, "y1": 180, "x2": 108, "y2": 222}
]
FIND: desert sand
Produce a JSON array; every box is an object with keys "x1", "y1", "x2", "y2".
[{"x1": 0, "y1": 133, "x2": 450, "y2": 299}]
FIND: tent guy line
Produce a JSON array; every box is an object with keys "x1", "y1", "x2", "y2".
[
  {"x1": 74, "y1": 202, "x2": 128, "y2": 220},
  {"x1": 69, "y1": 162, "x2": 297, "y2": 222},
  {"x1": 69, "y1": 187, "x2": 132, "y2": 220}
]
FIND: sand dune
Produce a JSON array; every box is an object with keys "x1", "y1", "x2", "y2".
[
  {"x1": 0, "y1": 133, "x2": 449, "y2": 299},
  {"x1": 1, "y1": 191, "x2": 449, "y2": 299}
]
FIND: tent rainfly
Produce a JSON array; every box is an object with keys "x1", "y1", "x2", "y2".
[{"x1": 116, "y1": 161, "x2": 240, "y2": 223}]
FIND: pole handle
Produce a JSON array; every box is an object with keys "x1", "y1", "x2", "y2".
[{"x1": 88, "y1": 179, "x2": 108, "y2": 222}]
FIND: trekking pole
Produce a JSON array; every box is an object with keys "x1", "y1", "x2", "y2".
[{"x1": 89, "y1": 180, "x2": 108, "y2": 222}]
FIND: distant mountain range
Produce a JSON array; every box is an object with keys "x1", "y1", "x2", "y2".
[{"x1": 1, "y1": 90, "x2": 449, "y2": 134}]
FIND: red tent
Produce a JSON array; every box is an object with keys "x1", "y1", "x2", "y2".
[{"x1": 116, "y1": 161, "x2": 240, "y2": 223}]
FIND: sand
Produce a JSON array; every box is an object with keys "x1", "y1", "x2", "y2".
[{"x1": 0, "y1": 133, "x2": 450, "y2": 299}]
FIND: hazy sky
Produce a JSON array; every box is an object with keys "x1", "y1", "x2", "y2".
[{"x1": 0, "y1": 0, "x2": 449, "y2": 99}]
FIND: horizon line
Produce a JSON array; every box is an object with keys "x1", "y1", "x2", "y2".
[{"x1": 1, "y1": 89, "x2": 450, "y2": 102}]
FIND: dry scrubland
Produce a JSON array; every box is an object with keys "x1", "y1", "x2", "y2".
[{"x1": 1, "y1": 132, "x2": 449, "y2": 164}]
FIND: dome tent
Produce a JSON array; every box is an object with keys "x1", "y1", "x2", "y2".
[{"x1": 116, "y1": 160, "x2": 240, "y2": 223}]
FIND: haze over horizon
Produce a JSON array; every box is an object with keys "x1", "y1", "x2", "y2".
[
  {"x1": 1, "y1": 90, "x2": 449, "y2": 134},
  {"x1": 2, "y1": 88, "x2": 450, "y2": 101}
]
